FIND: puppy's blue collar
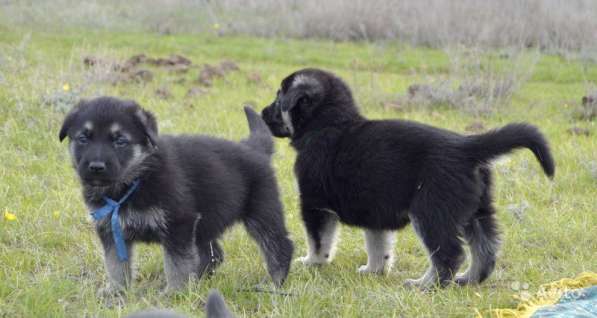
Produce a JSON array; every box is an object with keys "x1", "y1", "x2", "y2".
[{"x1": 90, "y1": 179, "x2": 140, "y2": 262}]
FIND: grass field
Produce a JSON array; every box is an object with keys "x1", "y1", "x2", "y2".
[{"x1": 0, "y1": 28, "x2": 595, "y2": 317}]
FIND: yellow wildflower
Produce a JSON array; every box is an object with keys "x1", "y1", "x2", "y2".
[
  {"x1": 212, "y1": 23, "x2": 221, "y2": 30},
  {"x1": 3, "y1": 211, "x2": 17, "y2": 221},
  {"x1": 53, "y1": 210, "x2": 60, "y2": 218},
  {"x1": 63, "y1": 83, "x2": 70, "y2": 92}
]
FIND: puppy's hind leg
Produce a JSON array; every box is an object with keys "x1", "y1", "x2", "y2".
[
  {"x1": 358, "y1": 230, "x2": 395, "y2": 274},
  {"x1": 299, "y1": 207, "x2": 340, "y2": 265},
  {"x1": 243, "y1": 195, "x2": 294, "y2": 286},
  {"x1": 405, "y1": 216, "x2": 464, "y2": 289},
  {"x1": 455, "y1": 214, "x2": 499, "y2": 285},
  {"x1": 456, "y1": 168, "x2": 500, "y2": 285},
  {"x1": 404, "y1": 188, "x2": 465, "y2": 290}
]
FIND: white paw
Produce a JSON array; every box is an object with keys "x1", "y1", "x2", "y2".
[
  {"x1": 296, "y1": 255, "x2": 326, "y2": 266},
  {"x1": 357, "y1": 264, "x2": 384, "y2": 274},
  {"x1": 454, "y1": 273, "x2": 474, "y2": 285}
]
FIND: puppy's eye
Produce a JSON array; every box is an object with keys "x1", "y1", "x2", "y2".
[
  {"x1": 113, "y1": 136, "x2": 129, "y2": 148},
  {"x1": 77, "y1": 134, "x2": 89, "y2": 145},
  {"x1": 298, "y1": 96, "x2": 309, "y2": 105}
]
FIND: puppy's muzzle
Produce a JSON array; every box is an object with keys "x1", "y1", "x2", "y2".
[
  {"x1": 262, "y1": 104, "x2": 292, "y2": 138},
  {"x1": 88, "y1": 161, "x2": 107, "y2": 173},
  {"x1": 82, "y1": 160, "x2": 114, "y2": 186}
]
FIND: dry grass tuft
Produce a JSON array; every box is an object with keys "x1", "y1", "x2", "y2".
[{"x1": 385, "y1": 47, "x2": 538, "y2": 115}]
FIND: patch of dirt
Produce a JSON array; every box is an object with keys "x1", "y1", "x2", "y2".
[
  {"x1": 567, "y1": 127, "x2": 591, "y2": 136},
  {"x1": 219, "y1": 60, "x2": 240, "y2": 72},
  {"x1": 124, "y1": 54, "x2": 148, "y2": 68},
  {"x1": 166, "y1": 64, "x2": 191, "y2": 74},
  {"x1": 196, "y1": 60, "x2": 241, "y2": 87},
  {"x1": 147, "y1": 54, "x2": 192, "y2": 67},
  {"x1": 83, "y1": 53, "x2": 192, "y2": 85},
  {"x1": 197, "y1": 64, "x2": 224, "y2": 87},
  {"x1": 83, "y1": 56, "x2": 100, "y2": 67},
  {"x1": 130, "y1": 69, "x2": 154, "y2": 83},
  {"x1": 82, "y1": 56, "x2": 120, "y2": 71},
  {"x1": 83, "y1": 55, "x2": 243, "y2": 91},
  {"x1": 127, "y1": 54, "x2": 148, "y2": 65},
  {"x1": 109, "y1": 69, "x2": 154, "y2": 85}
]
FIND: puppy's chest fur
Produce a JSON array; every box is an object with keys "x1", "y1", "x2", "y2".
[{"x1": 94, "y1": 205, "x2": 168, "y2": 242}]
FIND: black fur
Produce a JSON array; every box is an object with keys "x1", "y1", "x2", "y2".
[
  {"x1": 261, "y1": 68, "x2": 554, "y2": 288},
  {"x1": 59, "y1": 97, "x2": 293, "y2": 292}
]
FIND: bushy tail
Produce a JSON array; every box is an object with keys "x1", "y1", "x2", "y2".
[
  {"x1": 464, "y1": 123, "x2": 555, "y2": 178},
  {"x1": 206, "y1": 290, "x2": 236, "y2": 318},
  {"x1": 242, "y1": 106, "x2": 274, "y2": 156}
]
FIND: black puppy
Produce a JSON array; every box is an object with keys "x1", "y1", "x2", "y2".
[
  {"x1": 59, "y1": 97, "x2": 293, "y2": 293},
  {"x1": 261, "y1": 68, "x2": 554, "y2": 289}
]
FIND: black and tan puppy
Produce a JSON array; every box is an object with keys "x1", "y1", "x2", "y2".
[
  {"x1": 261, "y1": 68, "x2": 554, "y2": 289},
  {"x1": 59, "y1": 97, "x2": 293, "y2": 293}
]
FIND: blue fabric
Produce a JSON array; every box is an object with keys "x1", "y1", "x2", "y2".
[
  {"x1": 90, "y1": 179, "x2": 140, "y2": 262},
  {"x1": 531, "y1": 286, "x2": 597, "y2": 318}
]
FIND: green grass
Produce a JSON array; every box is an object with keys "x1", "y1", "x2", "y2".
[{"x1": 0, "y1": 29, "x2": 595, "y2": 318}]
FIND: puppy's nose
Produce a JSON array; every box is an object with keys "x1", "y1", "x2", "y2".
[{"x1": 88, "y1": 161, "x2": 106, "y2": 173}]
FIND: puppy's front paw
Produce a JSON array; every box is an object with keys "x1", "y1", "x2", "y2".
[
  {"x1": 357, "y1": 264, "x2": 384, "y2": 275},
  {"x1": 295, "y1": 255, "x2": 326, "y2": 266},
  {"x1": 454, "y1": 273, "x2": 475, "y2": 286}
]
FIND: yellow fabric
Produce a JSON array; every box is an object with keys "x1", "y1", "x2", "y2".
[{"x1": 479, "y1": 272, "x2": 597, "y2": 318}]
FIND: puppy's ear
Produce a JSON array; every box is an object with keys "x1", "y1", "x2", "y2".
[
  {"x1": 59, "y1": 101, "x2": 84, "y2": 142},
  {"x1": 134, "y1": 108, "x2": 159, "y2": 149},
  {"x1": 281, "y1": 90, "x2": 311, "y2": 112}
]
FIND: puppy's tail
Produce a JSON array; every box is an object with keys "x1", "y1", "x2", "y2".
[
  {"x1": 206, "y1": 290, "x2": 236, "y2": 318},
  {"x1": 242, "y1": 106, "x2": 274, "y2": 156},
  {"x1": 463, "y1": 123, "x2": 555, "y2": 178}
]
